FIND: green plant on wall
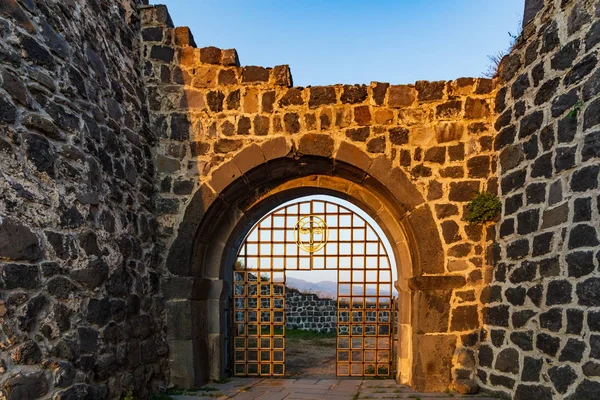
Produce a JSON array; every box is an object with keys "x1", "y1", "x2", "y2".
[
  {"x1": 567, "y1": 100, "x2": 584, "y2": 120},
  {"x1": 464, "y1": 192, "x2": 501, "y2": 224}
]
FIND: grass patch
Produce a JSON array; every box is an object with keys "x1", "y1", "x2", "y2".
[{"x1": 285, "y1": 328, "x2": 336, "y2": 340}]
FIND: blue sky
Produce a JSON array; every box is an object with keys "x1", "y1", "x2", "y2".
[{"x1": 150, "y1": 0, "x2": 525, "y2": 86}]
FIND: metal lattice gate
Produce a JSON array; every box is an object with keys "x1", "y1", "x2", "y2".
[{"x1": 233, "y1": 199, "x2": 393, "y2": 377}]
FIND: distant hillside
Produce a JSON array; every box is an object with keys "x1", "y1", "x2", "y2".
[{"x1": 286, "y1": 277, "x2": 395, "y2": 299}]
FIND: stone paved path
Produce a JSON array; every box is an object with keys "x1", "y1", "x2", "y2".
[{"x1": 169, "y1": 378, "x2": 499, "y2": 400}]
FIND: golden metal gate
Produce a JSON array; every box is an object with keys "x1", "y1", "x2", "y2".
[{"x1": 233, "y1": 199, "x2": 393, "y2": 377}]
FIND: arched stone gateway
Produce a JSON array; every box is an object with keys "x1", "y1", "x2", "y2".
[
  {"x1": 137, "y1": 7, "x2": 500, "y2": 392},
  {"x1": 1, "y1": 0, "x2": 598, "y2": 398},
  {"x1": 164, "y1": 141, "x2": 474, "y2": 391}
]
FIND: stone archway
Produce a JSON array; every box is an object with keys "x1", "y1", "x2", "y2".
[{"x1": 163, "y1": 139, "x2": 466, "y2": 391}]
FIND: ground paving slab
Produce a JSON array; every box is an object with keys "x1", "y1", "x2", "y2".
[{"x1": 169, "y1": 378, "x2": 500, "y2": 400}]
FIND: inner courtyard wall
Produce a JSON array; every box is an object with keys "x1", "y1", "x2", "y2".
[
  {"x1": 284, "y1": 288, "x2": 337, "y2": 334},
  {"x1": 477, "y1": 0, "x2": 600, "y2": 398}
]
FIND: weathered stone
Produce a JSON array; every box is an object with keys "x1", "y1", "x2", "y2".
[
  {"x1": 448, "y1": 181, "x2": 479, "y2": 202},
  {"x1": 340, "y1": 84, "x2": 367, "y2": 104},
  {"x1": 366, "y1": 137, "x2": 385, "y2": 153},
  {"x1": 467, "y1": 155, "x2": 490, "y2": 178},
  {"x1": 541, "y1": 202, "x2": 568, "y2": 228},
  {"x1": 567, "y1": 251, "x2": 595, "y2": 278},
  {"x1": 494, "y1": 348, "x2": 519, "y2": 375},
  {"x1": 548, "y1": 365, "x2": 577, "y2": 394},
  {"x1": 415, "y1": 80, "x2": 444, "y2": 101},
  {"x1": 577, "y1": 278, "x2": 600, "y2": 306},
  {"x1": 450, "y1": 305, "x2": 478, "y2": 331},
  {"x1": 0, "y1": 218, "x2": 41, "y2": 261},
  {"x1": 11, "y1": 340, "x2": 42, "y2": 364},
  {"x1": 521, "y1": 357, "x2": 543, "y2": 382},
  {"x1": 345, "y1": 127, "x2": 370, "y2": 142},
  {"x1": 514, "y1": 384, "x2": 553, "y2": 400},
  {"x1": 536, "y1": 332, "x2": 560, "y2": 356},
  {"x1": 1, "y1": 372, "x2": 48, "y2": 399},
  {"x1": 565, "y1": 54, "x2": 597, "y2": 86},
  {"x1": 568, "y1": 224, "x2": 599, "y2": 249},
  {"x1": 551, "y1": 40, "x2": 579, "y2": 71},
  {"x1": 540, "y1": 308, "x2": 562, "y2": 332},
  {"x1": 309, "y1": 86, "x2": 336, "y2": 108},
  {"x1": 353, "y1": 105, "x2": 371, "y2": 125},
  {"x1": 559, "y1": 338, "x2": 585, "y2": 363},
  {"x1": 2, "y1": 263, "x2": 39, "y2": 289},
  {"x1": 435, "y1": 122, "x2": 464, "y2": 143},
  {"x1": 48, "y1": 276, "x2": 78, "y2": 299},
  {"x1": 388, "y1": 127, "x2": 409, "y2": 145},
  {"x1": 206, "y1": 90, "x2": 225, "y2": 112},
  {"x1": 25, "y1": 133, "x2": 56, "y2": 177},
  {"x1": 241, "y1": 66, "x2": 270, "y2": 83},
  {"x1": 510, "y1": 331, "x2": 533, "y2": 351},
  {"x1": 501, "y1": 169, "x2": 526, "y2": 194},
  {"x1": 70, "y1": 260, "x2": 109, "y2": 289},
  {"x1": 372, "y1": 82, "x2": 389, "y2": 105},
  {"x1": 490, "y1": 373, "x2": 514, "y2": 389},
  {"x1": 279, "y1": 88, "x2": 303, "y2": 107},
  {"x1": 519, "y1": 111, "x2": 543, "y2": 138},
  {"x1": 583, "y1": 361, "x2": 600, "y2": 377},
  {"x1": 482, "y1": 305, "x2": 509, "y2": 327},
  {"x1": 388, "y1": 85, "x2": 415, "y2": 107},
  {"x1": 453, "y1": 379, "x2": 478, "y2": 394}
]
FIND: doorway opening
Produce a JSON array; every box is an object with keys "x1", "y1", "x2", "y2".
[{"x1": 232, "y1": 195, "x2": 397, "y2": 378}]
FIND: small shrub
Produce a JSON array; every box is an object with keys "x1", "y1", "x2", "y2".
[
  {"x1": 464, "y1": 192, "x2": 501, "y2": 224},
  {"x1": 123, "y1": 389, "x2": 134, "y2": 400},
  {"x1": 567, "y1": 100, "x2": 584, "y2": 120}
]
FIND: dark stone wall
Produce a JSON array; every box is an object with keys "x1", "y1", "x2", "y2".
[
  {"x1": 285, "y1": 288, "x2": 337, "y2": 333},
  {"x1": 0, "y1": 0, "x2": 166, "y2": 399},
  {"x1": 479, "y1": 0, "x2": 600, "y2": 398}
]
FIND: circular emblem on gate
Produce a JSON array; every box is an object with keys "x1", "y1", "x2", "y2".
[{"x1": 294, "y1": 216, "x2": 329, "y2": 253}]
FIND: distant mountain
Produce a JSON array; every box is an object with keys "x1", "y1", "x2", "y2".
[
  {"x1": 285, "y1": 277, "x2": 395, "y2": 299},
  {"x1": 286, "y1": 277, "x2": 338, "y2": 299}
]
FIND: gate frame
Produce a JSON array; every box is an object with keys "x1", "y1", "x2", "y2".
[
  {"x1": 231, "y1": 197, "x2": 395, "y2": 378},
  {"x1": 164, "y1": 150, "x2": 459, "y2": 391}
]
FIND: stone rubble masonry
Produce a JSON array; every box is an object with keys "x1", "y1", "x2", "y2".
[
  {"x1": 139, "y1": 3, "x2": 498, "y2": 391},
  {"x1": 285, "y1": 288, "x2": 337, "y2": 333},
  {"x1": 3, "y1": 0, "x2": 597, "y2": 397},
  {"x1": 0, "y1": 0, "x2": 166, "y2": 400},
  {"x1": 477, "y1": 0, "x2": 600, "y2": 398}
]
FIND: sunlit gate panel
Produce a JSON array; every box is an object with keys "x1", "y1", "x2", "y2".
[
  {"x1": 233, "y1": 244, "x2": 286, "y2": 376},
  {"x1": 232, "y1": 199, "x2": 394, "y2": 377},
  {"x1": 334, "y1": 209, "x2": 393, "y2": 377}
]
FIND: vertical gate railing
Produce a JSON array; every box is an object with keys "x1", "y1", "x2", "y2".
[
  {"x1": 233, "y1": 259, "x2": 286, "y2": 376},
  {"x1": 232, "y1": 199, "x2": 394, "y2": 378}
]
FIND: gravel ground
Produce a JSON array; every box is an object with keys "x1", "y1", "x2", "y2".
[{"x1": 285, "y1": 337, "x2": 337, "y2": 378}]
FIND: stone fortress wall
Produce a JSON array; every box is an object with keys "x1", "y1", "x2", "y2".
[
  {"x1": 0, "y1": 0, "x2": 597, "y2": 398},
  {"x1": 476, "y1": 0, "x2": 600, "y2": 398},
  {"x1": 284, "y1": 288, "x2": 337, "y2": 334},
  {"x1": 0, "y1": 0, "x2": 167, "y2": 399}
]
